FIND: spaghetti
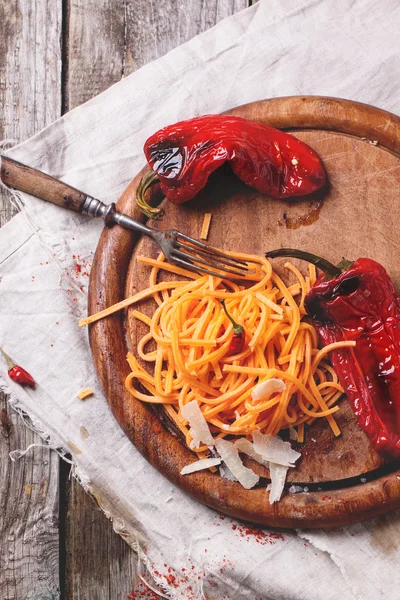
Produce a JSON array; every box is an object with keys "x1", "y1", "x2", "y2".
[
  {"x1": 200, "y1": 213, "x2": 212, "y2": 240},
  {"x1": 120, "y1": 251, "x2": 355, "y2": 454}
]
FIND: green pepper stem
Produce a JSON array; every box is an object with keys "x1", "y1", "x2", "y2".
[
  {"x1": 265, "y1": 248, "x2": 343, "y2": 280},
  {"x1": 221, "y1": 300, "x2": 243, "y2": 334},
  {"x1": 135, "y1": 170, "x2": 165, "y2": 220},
  {"x1": 0, "y1": 348, "x2": 16, "y2": 371}
]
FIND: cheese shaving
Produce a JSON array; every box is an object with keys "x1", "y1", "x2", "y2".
[
  {"x1": 251, "y1": 378, "x2": 286, "y2": 402},
  {"x1": 234, "y1": 438, "x2": 269, "y2": 467},
  {"x1": 269, "y1": 463, "x2": 289, "y2": 504},
  {"x1": 215, "y1": 438, "x2": 259, "y2": 489},
  {"x1": 252, "y1": 430, "x2": 301, "y2": 467},
  {"x1": 180, "y1": 457, "x2": 221, "y2": 475},
  {"x1": 219, "y1": 464, "x2": 238, "y2": 482},
  {"x1": 181, "y1": 400, "x2": 214, "y2": 448}
]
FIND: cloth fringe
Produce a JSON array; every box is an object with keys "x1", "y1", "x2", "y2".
[{"x1": 1, "y1": 378, "x2": 183, "y2": 598}]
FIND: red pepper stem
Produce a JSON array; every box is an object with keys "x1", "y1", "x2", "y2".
[
  {"x1": 0, "y1": 348, "x2": 17, "y2": 371},
  {"x1": 221, "y1": 300, "x2": 244, "y2": 334},
  {"x1": 135, "y1": 169, "x2": 165, "y2": 220},
  {"x1": 266, "y1": 248, "x2": 343, "y2": 280}
]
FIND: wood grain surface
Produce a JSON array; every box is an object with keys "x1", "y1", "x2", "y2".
[
  {"x1": 0, "y1": 2, "x2": 62, "y2": 600},
  {"x1": 63, "y1": 2, "x2": 249, "y2": 599},
  {"x1": 89, "y1": 96, "x2": 400, "y2": 529},
  {"x1": 0, "y1": 2, "x2": 250, "y2": 599}
]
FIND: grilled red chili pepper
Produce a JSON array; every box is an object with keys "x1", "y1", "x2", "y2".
[
  {"x1": 266, "y1": 248, "x2": 400, "y2": 458},
  {"x1": 0, "y1": 348, "x2": 35, "y2": 387},
  {"x1": 221, "y1": 299, "x2": 245, "y2": 356},
  {"x1": 137, "y1": 115, "x2": 326, "y2": 218}
]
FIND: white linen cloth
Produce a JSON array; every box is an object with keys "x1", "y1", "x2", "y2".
[{"x1": 2, "y1": 1, "x2": 400, "y2": 598}]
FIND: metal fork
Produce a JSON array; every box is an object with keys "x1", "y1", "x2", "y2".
[{"x1": 0, "y1": 156, "x2": 253, "y2": 280}]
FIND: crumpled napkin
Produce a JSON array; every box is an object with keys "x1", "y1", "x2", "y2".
[{"x1": 2, "y1": 1, "x2": 400, "y2": 598}]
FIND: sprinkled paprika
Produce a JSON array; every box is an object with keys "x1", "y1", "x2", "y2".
[
  {"x1": 136, "y1": 115, "x2": 327, "y2": 218},
  {"x1": 221, "y1": 300, "x2": 245, "y2": 356},
  {"x1": 0, "y1": 348, "x2": 35, "y2": 387}
]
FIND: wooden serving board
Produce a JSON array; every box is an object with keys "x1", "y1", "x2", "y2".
[{"x1": 88, "y1": 96, "x2": 400, "y2": 528}]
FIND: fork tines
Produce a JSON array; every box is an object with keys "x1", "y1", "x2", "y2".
[{"x1": 172, "y1": 233, "x2": 255, "y2": 280}]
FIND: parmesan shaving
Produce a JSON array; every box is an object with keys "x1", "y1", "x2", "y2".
[
  {"x1": 234, "y1": 438, "x2": 269, "y2": 467},
  {"x1": 219, "y1": 464, "x2": 238, "y2": 482},
  {"x1": 180, "y1": 457, "x2": 221, "y2": 475},
  {"x1": 181, "y1": 400, "x2": 214, "y2": 447},
  {"x1": 215, "y1": 438, "x2": 259, "y2": 490},
  {"x1": 269, "y1": 463, "x2": 289, "y2": 504},
  {"x1": 252, "y1": 430, "x2": 301, "y2": 467},
  {"x1": 251, "y1": 378, "x2": 286, "y2": 402}
]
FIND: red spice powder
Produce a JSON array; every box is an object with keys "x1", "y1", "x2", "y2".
[
  {"x1": 230, "y1": 521, "x2": 285, "y2": 545},
  {"x1": 148, "y1": 555, "x2": 239, "y2": 600},
  {"x1": 126, "y1": 582, "x2": 160, "y2": 599}
]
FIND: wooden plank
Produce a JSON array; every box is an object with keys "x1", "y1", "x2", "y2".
[
  {"x1": 65, "y1": 484, "x2": 139, "y2": 600},
  {"x1": 66, "y1": 0, "x2": 249, "y2": 106},
  {"x1": 0, "y1": 2, "x2": 62, "y2": 599},
  {"x1": 64, "y1": 1, "x2": 249, "y2": 598}
]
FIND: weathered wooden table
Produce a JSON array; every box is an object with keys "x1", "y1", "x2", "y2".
[{"x1": 0, "y1": 2, "x2": 253, "y2": 598}]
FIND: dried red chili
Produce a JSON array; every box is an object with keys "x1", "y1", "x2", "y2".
[
  {"x1": 137, "y1": 115, "x2": 326, "y2": 218},
  {"x1": 0, "y1": 348, "x2": 35, "y2": 387},
  {"x1": 266, "y1": 248, "x2": 400, "y2": 458},
  {"x1": 221, "y1": 299, "x2": 245, "y2": 356}
]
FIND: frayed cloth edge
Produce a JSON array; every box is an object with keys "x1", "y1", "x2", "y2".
[
  {"x1": 3, "y1": 384, "x2": 205, "y2": 600},
  {"x1": 296, "y1": 530, "x2": 363, "y2": 600}
]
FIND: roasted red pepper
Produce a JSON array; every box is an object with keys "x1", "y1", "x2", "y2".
[
  {"x1": 266, "y1": 248, "x2": 400, "y2": 458},
  {"x1": 0, "y1": 348, "x2": 35, "y2": 387},
  {"x1": 221, "y1": 299, "x2": 245, "y2": 356},
  {"x1": 137, "y1": 115, "x2": 326, "y2": 218}
]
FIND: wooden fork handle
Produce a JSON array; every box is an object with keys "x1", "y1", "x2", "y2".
[{"x1": 0, "y1": 156, "x2": 88, "y2": 213}]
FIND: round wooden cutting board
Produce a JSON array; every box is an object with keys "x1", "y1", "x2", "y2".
[{"x1": 88, "y1": 96, "x2": 400, "y2": 528}]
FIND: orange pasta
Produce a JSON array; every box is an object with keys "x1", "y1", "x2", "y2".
[
  {"x1": 119, "y1": 251, "x2": 354, "y2": 452},
  {"x1": 200, "y1": 213, "x2": 212, "y2": 240}
]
